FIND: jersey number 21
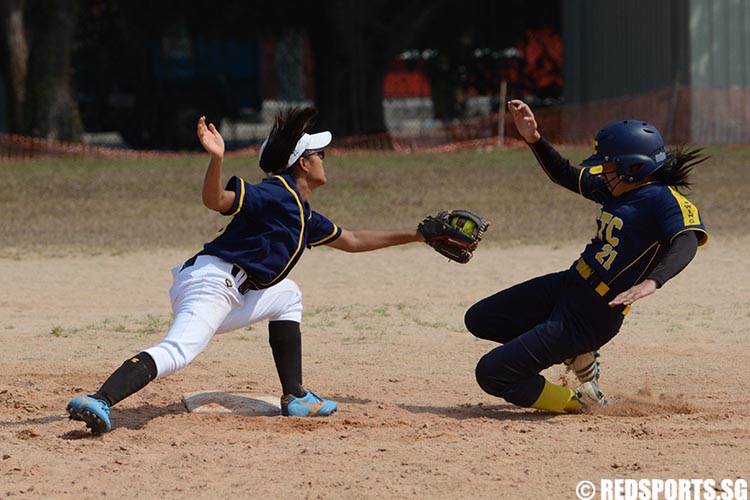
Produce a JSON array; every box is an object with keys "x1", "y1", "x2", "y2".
[{"x1": 595, "y1": 210, "x2": 623, "y2": 270}]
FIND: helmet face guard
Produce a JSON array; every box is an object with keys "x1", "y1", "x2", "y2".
[{"x1": 581, "y1": 120, "x2": 667, "y2": 183}]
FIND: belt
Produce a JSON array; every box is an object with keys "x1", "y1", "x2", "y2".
[
  {"x1": 180, "y1": 253, "x2": 252, "y2": 295},
  {"x1": 232, "y1": 264, "x2": 252, "y2": 294},
  {"x1": 575, "y1": 258, "x2": 631, "y2": 316}
]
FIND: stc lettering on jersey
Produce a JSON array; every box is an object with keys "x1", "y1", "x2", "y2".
[
  {"x1": 595, "y1": 210, "x2": 623, "y2": 245},
  {"x1": 595, "y1": 209, "x2": 623, "y2": 270}
]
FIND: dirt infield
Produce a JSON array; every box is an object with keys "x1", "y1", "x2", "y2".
[{"x1": 1, "y1": 239, "x2": 749, "y2": 499}]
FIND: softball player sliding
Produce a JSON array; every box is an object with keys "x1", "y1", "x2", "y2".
[
  {"x1": 67, "y1": 107, "x2": 424, "y2": 434},
  {"x1": 465, "y1": 99, "x2": 708, "y2": 412}
]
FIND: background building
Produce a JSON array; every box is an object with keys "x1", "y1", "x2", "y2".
[{"x1": 562, "y1": 0, "x2": 750, "y2": 144}]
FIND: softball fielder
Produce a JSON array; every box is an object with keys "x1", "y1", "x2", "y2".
[
  {"x1": 464, "y1": 99, "x2": 708, "y2": 412},
  {"x1": 67, "y1": 107, "x2": 424, "y2": 433}
]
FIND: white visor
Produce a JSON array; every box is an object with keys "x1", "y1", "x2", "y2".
[{"x1": 259, "y1": 131, "x2": 332, "y2": 170}]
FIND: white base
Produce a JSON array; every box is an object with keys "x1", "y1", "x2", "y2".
[{"x1": 182, "y1": 391, "x2": 281, "y2": 417}]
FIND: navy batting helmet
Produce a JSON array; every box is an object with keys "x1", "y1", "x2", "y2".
[{"x1": 580, "y1": 120, "x2": 668, "y2": 183}]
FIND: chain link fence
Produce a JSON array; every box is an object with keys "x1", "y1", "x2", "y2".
[{"x1": 3, "y1": 85, "x2": 750, "y2": 161}]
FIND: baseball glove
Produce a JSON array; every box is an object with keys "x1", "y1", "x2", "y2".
[{"x1": 417, "y1": 209, "x2": 489, "y2": 263}]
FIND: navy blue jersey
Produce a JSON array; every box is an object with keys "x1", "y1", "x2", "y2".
[
  {"x1": 577, "y1": 170, "x2": 707, "y2": 294},
  {"x1": 530, "y1": 138, "x2": 707, "y2": 296},
  {"x1": 202, "y1": 174, "x2": 341, "y2": 290}
]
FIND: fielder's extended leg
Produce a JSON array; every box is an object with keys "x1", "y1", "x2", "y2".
[{"x1": 66, "y1": 352, "x2": 157, "y2": 434}]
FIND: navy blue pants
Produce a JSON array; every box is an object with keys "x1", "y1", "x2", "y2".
[{"x1": 465, "y1": 268, "x2": 625, "y2": 407}]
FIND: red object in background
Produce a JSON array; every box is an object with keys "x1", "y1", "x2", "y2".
[
  {"x1": 383, "y1": 69, "x2": 432, "y2": 98},
  {"x1": 518, "y1": 26, "x2": 563, "y2": 94}
]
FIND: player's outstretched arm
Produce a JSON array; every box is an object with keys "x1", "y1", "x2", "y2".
[
  {"x1": 609, "y1": 232, "x2": 699, "y2": 307},
  {"x1": 508, "y1": 99, "x2": 541, "y2": 143},
  {"x1": 197, "y1": 116, "x2": 235, "y2": 213},
  {"x1": 608, "y1": 279, "x2": 658, "y2": 307},
  {"x1": 326, "y1": 229, "x2": 424, "y2": 253}
]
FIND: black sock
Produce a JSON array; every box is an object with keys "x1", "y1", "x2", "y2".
[
  {"x1": 93, "y1": 351, "x2": 158, "y2": 407},
  {"x1": 268, "y1": 321, "x2": 305, "y2": 398}
]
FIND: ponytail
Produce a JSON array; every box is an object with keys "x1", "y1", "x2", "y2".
[
  {"x1": 259, "y1": 107, "x2": 318, "y2": 176},
  {"x1": 654, "y1": 145, "x2": 709, "y2": 194}
]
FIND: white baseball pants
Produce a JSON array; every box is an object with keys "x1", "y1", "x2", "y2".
[{"x1": 144, "y1": 254, "x2": 303, "y2": 378}]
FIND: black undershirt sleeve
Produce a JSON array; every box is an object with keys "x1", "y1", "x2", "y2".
[
  {"x1": 527, "y1": 137, "x2": 583, "y2": 193},
  {"x1": 646, "y1": 232, "x2": 699, "y2": 288}
]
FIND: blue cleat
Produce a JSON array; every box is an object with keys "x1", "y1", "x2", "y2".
[
  {"x1": 66, "y1": 395, "x2": 111, "y2": 434},
  {"x1": 281, "y1": 390, "x2": 337, "y2": 417}
]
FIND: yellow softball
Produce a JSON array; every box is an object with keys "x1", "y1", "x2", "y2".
[{"x1": 451, "y1": 216, "x2": 476, "y2": 236}]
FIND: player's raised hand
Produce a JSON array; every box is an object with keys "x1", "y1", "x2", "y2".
[
  {"x1": 508, "y1": 99, "x2": 541, "y2": 143},
  {"x1": 197, "y1": 116, "x2": 225, "y2": 158}
]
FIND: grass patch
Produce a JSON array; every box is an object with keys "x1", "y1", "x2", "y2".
[
  {"x1": 302, "y1": 302, "x2": 464, "y2": 339},
  {"x1": 48, "y1": 314, "x2": 172, "y2": 338},
  {"x1": 2, "y1": 145, "x2": 747, "y2": 256},
  {"x1": 50, "y1": 325, "x2": 74, "y2": 338}
]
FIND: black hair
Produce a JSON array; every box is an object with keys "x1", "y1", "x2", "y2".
[
  {"x1": 654, "y1": 145, "x2": 709, "y2": 194},
  {"x1": 259, "y1": 107, "x2": 318, "y2": 176}
]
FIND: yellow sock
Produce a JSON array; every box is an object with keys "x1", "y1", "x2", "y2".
[
  {"x1": 565, "y1": 395, "x2": 583, "y2": 412},
  {"x1": 531, "y1": 379, "x2": 581, "y2": 413}
]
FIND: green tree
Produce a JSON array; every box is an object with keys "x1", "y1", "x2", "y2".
[
  {"x1": 23, "y1": 0, "x2": 82, "y2": 140},
  {"x1": 0, "y1": 0, "x2": 28, "y2": 133},
  {"x1": 0, "y1": 0, "x2": 82, "y2": 140}
]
